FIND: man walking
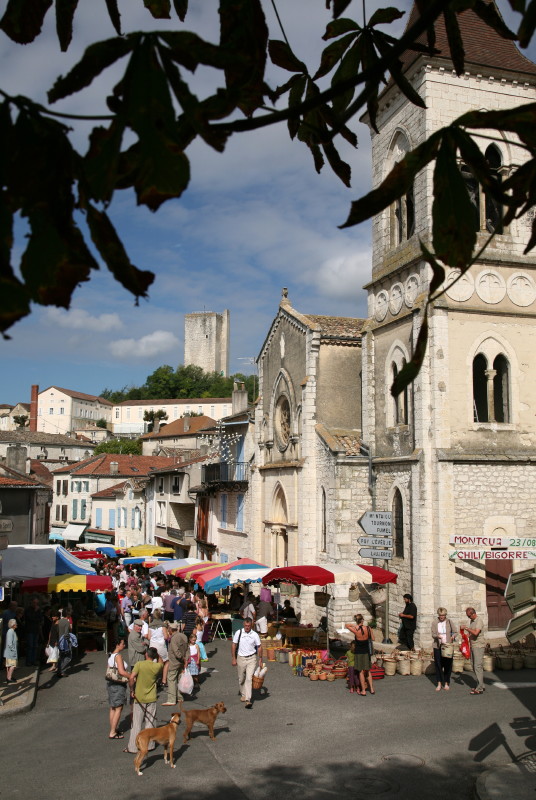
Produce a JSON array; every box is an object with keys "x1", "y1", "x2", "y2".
[
  {"x1": 398, "y1": 593, "x2": 417, "y2": 650},
  {"x1": 125, "y1": 647, "x2": 163, "y2": 754},
  {"x1": 163, "y1": 622, "x2": 188, "y2": 706},
  {"x1": 121, "y1": 588, "x2": 133, "y2": 629},
  {"x1": 231, "y1": 617, "x2": 262, "y2": 710},
  {"x1": 462, "y1": 607, "x2": 486, "y2": 695},
  {"x1": 57, "y1": 609, "x2": 72, "y2": 677}
]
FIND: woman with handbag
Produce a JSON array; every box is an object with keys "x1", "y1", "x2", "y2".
[
  {"x1": 345, "y1": 614, "x2": 375, "y2": 696},
  {"x1": 106, "y1": 638, "x2": 130, "y2": 739},
  {"x1": 431, "y1": 607, "x2": 457, "y2": 692},
  {"x1": 46, "y1": 611, "x2": 60, "y2": 672}
]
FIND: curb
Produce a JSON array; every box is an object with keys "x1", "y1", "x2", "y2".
[{"x1": 0, "y1": 668, "x2": 39, "y2": 718}]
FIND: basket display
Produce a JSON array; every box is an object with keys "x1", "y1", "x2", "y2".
[{"x1": 314, "y1": 591, "x2": 330, "y2": 607}]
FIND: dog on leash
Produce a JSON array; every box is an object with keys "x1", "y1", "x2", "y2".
[
  {"x1": 182, "y1": 701, "x2": 227, "y2": 744},
  {"x1": 134, "y1": 713, "x2": 181, "y2": 776}
]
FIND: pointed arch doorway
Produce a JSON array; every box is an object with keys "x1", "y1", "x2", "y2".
[{"x1": 271, "y1": 486, "x2": 289, "y2": 567}]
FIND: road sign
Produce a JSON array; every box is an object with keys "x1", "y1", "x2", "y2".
[
  {"x1": 359, "y1": 547, "x2": 393, "y2": 560},
  {"x1": 506, "y1": 607, "x2": 536, "y2": 643},
  {"x1": 0, "y1": 518, "x2": 13, "y2": 533},
  {"x1": 505, "y1": 568, "x2": 536, "y2": 614},
  {"x1": 358, "y1": 536, "x2": 393, "y2": 549},
  {"x1": 359, "y1": 511, "x2": 392, "y2": 538}
]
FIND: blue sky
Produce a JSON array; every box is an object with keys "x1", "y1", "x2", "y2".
[{"x1": 1, "y1": 1, "x2": 533, "y2": 404}]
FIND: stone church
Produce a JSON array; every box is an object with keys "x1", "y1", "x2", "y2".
[{"x1": 249, "y1": 3, "x2": 536, "y2": 643}]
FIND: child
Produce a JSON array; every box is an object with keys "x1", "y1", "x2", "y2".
[
  {"x1": 346, "y1": 641, "x2": 359, "y2": 694},
  {"x1": 195, "y1": 616, "x2": 208, "y2": 662},
  {"x1": 186, "y1": 632, "x2": 201, "y2": 690}
]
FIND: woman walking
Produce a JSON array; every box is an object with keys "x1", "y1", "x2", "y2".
[
  {"x1": 106, "y1": 638, "x2": 130, "y2": 739},
  {"x1": 431, "y1": 607, "x2": 457, "y2": 692},
  {"x1": 4, "y1": 619, "x2": 18, "y2": 683}
]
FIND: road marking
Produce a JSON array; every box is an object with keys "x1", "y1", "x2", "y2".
[{"x1": 491, "y1": 681, "x2": 536, "y2": 689}]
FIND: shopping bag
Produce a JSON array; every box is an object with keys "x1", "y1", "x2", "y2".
[
  {"x1": 46, "y1": 646, "x2": 59, "y2": 663},
  {"x1": 460, "y1": 632, "x2": 471, "y2": 659},
  {"x1": 178, "y1": 670, "x2": 194, "y2": 695}
]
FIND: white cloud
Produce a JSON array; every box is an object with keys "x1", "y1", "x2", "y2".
[
  {"x1": 46, "y1": 308, "x2": 123, "y2": 331},
  {"x1": 109, "y1": 330, "x2": 180, "y2": 360}
]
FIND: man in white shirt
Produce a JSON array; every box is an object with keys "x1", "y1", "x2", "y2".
[
  {"x1": 129, "y1": 609, "x2": 150, "y2": 639},
  {"x1": 231, "y1": 618, "x2": 262, "y2": 709}
]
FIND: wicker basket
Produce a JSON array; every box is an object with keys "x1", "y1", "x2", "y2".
[
  {"x1": 252, "y1": 675, "x2": 264, "y2": 690},
  {"x1": 314, "y1": 592, "x2": 330, "y2": 607}
]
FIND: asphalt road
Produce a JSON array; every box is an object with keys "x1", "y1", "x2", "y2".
[{"x1": 2, "y1": 643, "x2": 536, "y2": 800}]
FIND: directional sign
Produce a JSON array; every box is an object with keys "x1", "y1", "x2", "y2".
[
  {"x1": 0, "y1": 518, "x2": 13, "y2": 533},
  {"x1": 505, "y1": 568, "x2": 536, "y2": 614},
  {"x1": 506, "y1": 607, "x2": 536, "y2": 643},
  {"x1": 359, "y1": 547, "x2": 393, "y2": 560},
  {"x1": 358, "y1": 536, "x2": 393, "y2": 549},
  {"x1": 359, "y1": 511, "x2": 392, "y2": 538}
]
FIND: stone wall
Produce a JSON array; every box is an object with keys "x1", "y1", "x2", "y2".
[{"x1": 184, "y1": 310, "x2": 229, "y2": 376}]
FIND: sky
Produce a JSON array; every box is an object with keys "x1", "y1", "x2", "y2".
[{"x1": 1, "y1": 1, "x2": 533, "y2": 405}]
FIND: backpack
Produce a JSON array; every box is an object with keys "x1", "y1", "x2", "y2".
[{"x1": 59, "y1": 632, "x2": 77, "y2": 652}]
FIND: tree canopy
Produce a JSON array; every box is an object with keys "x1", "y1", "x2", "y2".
[
  {"x1": 93, "y1": 437, "x2": 142, "y2": 455},
  {"x1": 2, "y1": 1, "x2": 536, "y2": 393},
  {"x1": 101, "y1": 364, "x2": 256, "y2": 403}
]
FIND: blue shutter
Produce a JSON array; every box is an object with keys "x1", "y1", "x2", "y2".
[
  {"x1": 123, "y1": 508, "x2": 127, "y2": 527},
  {"x1": 109, "y1": 508, "x2": 116, "y2": 529},
  {"x1": 131, "y1": 508, "x2": 135, "y2": 528},
  {"x1": 236, "y1": 494, "x2": 244, "y2": 532},
  {"x1": 237, "y1": 435, "x2": 245, "y2": 462},
  {"x1": 95, "y1": 508, "x2": 102, "y2": 529},
  {"x1": 81, "y1": 499, "x2": 86, "y2": 520},
  {"x1": 72, "y1": 499, "x2": 78, "y2": 520}
]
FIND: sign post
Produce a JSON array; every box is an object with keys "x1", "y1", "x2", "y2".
[{"x1": 358, "y1": 511, "x2": 393, "y2": 644}]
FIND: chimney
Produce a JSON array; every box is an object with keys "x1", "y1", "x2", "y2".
[
  {"x1": 29, "y1": 384, "x2": 39, "y2": 432},
  {"x1": 184, "y1": 416, "x2": 190, "y2": 432},
  {"x1": 153, "y1": 419, "x2": 160, "y2": 434},
  {"x1": 232, "y1": 381, "x2": 248, "y2": 415},
  {"x1": 110, "y1": 461, "x2": 119, "y2": 475},
  {"x1": 6, "y1": 444, "x2": 27, "y2": 474}
]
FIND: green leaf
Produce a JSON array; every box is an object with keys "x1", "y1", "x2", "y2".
[
  {"x1": 391, "y1": 314, "x2": 429, "y2": 398},
  {"x1": 55, "y1": 0, "x2": 78, "y2": 52},
  {"x1": 331, "y1": 39, "x2": 363, "y2": 114},
  {"x1": 332, "y1": 0, "x2": 353, "y2": 19},
  {"x1": 86, "y1": 204, "x2": 154, "y2": 298},
  {"x1": 368, "y1": 7, "x2": 405, "y2": 27},
  {"x1": 322, "y1": 17, "x2": 360, "y2": 41},
  {"x1": 158, "y1": 31, "x2": 226, "y2": 71},
  {"x1": 269, "y1": 40, "x2": 307, "y2": 74},
  {"x1": 288, "y1": 75, "x2": 307, "y2": 139},
  {"x1": 104, "y1": 0, "x2": 122, "y2": 35},
  {"x1": 432, "y1": 131, "x2": 477, "y2": 267},
  {"x1": 220, "y1": 0, "x2": 269, "y2": 116},
  {"x1": 442, "y1": 8, "x2": 465, "y2": 75},
  {"x1": 322, "y1": 140, "x2": 351, "y2": 187},
  {"x1": 340, "y1": 131, "x2": 442, "y2": 228},
  {"x1": 143, "y1": 0, "x2": 171, "y2": 18},
  {"x1": 172, "y1": 0, "x2": 188, "y2": 21},
  {"x1": 372, "y1": 31, "x2": 425, "y2": 110},
  {"x1": 0, "y1": 272, "x2": 30, "y2": 339},
  {"x1": 450, "y1": 127, "x2": 508, "y2": 211},
  {"x1": 457, "y1": 103, "x2": 536, "y2": 149},
  {"x1": 0, "y1": 192, "x2": 14, "y2": 278},
  {"x1": 0, "y1": 0, "x2": 52, "y2": 45},
  {"x1": 20, "y1": 208, "x2": 98, "y2": 306},
  {"x1": 420, "y1": 240, "x2": 445, "y2": 296},
  {"x1": 314, "y1": 32, "x2": 357, "y2": 80},
  {"x1": 48, "y1": 35, "x2": 137, "y2": 103},
  {"x1": 518, "y1": 0, "x2": 536, "y2": 47}
]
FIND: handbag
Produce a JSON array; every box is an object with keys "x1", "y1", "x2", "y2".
[
  {"x1": 105, "y1": 654, "x2": 128, "y2": 684},
  {"x1": 367, "y1": 629, "x2": 374, "y2": 657}
]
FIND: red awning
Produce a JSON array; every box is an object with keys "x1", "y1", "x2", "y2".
[
  {"x1": 67, "y1": 550, "x2": 102, "y2": 560},
  {"x1": 356, "y1": 565, "x2": 397, "y2": 585},
  {"x1": 262, "y1": 566, "x2": 334, "y2": 586}
]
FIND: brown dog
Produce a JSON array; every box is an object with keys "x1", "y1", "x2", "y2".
[
  {"x1": 134, "y1": 713, "x2": 181, "y2": 776},
  {"x1": 182, "y1": 701, "x2": 227, "y2": 744}
]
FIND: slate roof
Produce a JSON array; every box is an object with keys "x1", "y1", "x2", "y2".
[
  {"x1": 141, "y1": 415, "x2": 216, "y2": 440},
  {"x1": 400, "y1": 1, "x2": 536, "y2": 76},
  {"x1": 316, "y1": 424, "x2": 362, "y2": 456},
  {"x1": 306, "y1": 315, "x2": 364, "y2": 340}
]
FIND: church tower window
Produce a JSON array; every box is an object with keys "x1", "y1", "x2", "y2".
[
  {"x1": 493, "y1": 354, "x2": 510, "y2": 423},
  {"x1": 392, "y1": 488, "x2": 404, "y2": 558},
  {"x1": 473, "y1": 353, "x2": 488, "y2": 422},
  {"x1": 392, "y1": 361, "x2": 409, "y2": 425},
  {"x1": 461, "y1": 144, "x2": 504, "y2": 235},
  {"x1": 473, "y1": 352, "x2": 510, "y2": 423}
]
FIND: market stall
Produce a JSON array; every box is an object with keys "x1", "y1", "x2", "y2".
[
  {"x1": 0, "y1": 544, "x2": 97, "y2": 581},
  {"x1": 126, "y1": 545, "x2": 175, "y2": 557},
  {"x1": 150, "y1": 558, "x2": 203, "y2": 575}
]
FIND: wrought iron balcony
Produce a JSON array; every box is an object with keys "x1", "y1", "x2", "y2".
[{"x1": 202, "y1": 461, "x2": 249, "y2": 488}]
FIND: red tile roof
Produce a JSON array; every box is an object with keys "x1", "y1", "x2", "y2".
[
  {"x1": 29, "y1": 460, "x2": 54, "y2": 487},
  {"x1": 40, "y1": 386, "x2": 113, "y2": 405},
  {"x1": 53, "y1": 453, "x2": 175, "y2": 476},
  {"x1": 141, "y1": 415, "x2": 216, "y2": 440},
  {"x1": 91, "y1": 481, "x2": 127, "y2": 498},
  {"x1": 151, "y1": 454, "x2": 209, "y2": 474},
  {"x1": 400, "y1": 2, "x2": 536, "y2": 76}
]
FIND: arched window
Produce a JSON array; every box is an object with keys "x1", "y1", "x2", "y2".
[
  {"x1": 392, "y1": 488, "x2": 404, "y2": 558},
  {"x1": 461, "y1": 144, "x2": 504, "y2": 234},
  {"x1": 392, "y1": 361, "x2": 408, "y2": 425},
  {"x1": 473, "y1": 352, "x2": 510, "y2": 423},
  {"x1": 493, "y1": 354, "x2": 510, "y2": 423},
  {"x1": 473, "y1": 353, "x2": 488, "y2": 422},
  {"x1": 391, "y1": 183, "x2": 415, "y2": 247},
  {"x1": 321, "y1": 488, "x2": 327, "y2": 552}
]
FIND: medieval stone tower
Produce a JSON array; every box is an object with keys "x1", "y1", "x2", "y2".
[
  {"x1": 184, "y1": 310, "x2": 230, "y2": 376},
  {"x1": 361, "y1": 2, "x2": 536, "y2": 638}
]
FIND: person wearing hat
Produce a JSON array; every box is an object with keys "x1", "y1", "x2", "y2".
[
  {"x1": 127, "y1": 620, "x2": 148, "y2": 668},
  {"x1": 162, "y1": 622, "x2": 188, "y2": 706}
]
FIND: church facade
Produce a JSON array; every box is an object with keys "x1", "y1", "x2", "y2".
[{"x1": 250, "y1": 5, "x2": 536, "y2": 643}]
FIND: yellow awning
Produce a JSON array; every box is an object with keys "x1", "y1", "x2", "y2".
[{"x1": 127, "y1": 545, "x2": 175, "y2": 557}]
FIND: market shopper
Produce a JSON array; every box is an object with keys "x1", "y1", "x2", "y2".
[
  {"x1": 4, "y1": 619, "x2": 18, "y2": 683},
  {"x1": 128, "y1": 620, "x2": 148, "y2": 667},
  {"x1": 124, "y1": 647, "x2": 163, "y2": 754},
  {"x1": 106, "y1": 638, "x2": 130, "y2": 740},
  {"x1": 398, "y1": 593, "x2": 418, "y2": 650},
  {"x1": 163, "y1": 622, "x2": 188, "y2": 706},
  {"x1": 431, "y1": 607, "x2": 457, "y2": 692},
  {"x1": 255, "y1": 597, "x2": 273, "y2": 636},
  {"x1": 345, "y1": 614, "x2": 374, "y2": 696},
  {"x1": 57, "y1": 609, "x2": 72, "y2": 678},
  {"x1": 231, "y1": 617, "x2": 262, "y2": 709},
  {"x1": 462, "y1": 607, "x2": 486, "y2": 695}
]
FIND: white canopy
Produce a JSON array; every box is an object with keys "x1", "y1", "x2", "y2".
[{"x1": 0, "y1": 545, "x2": 96, "y2": 582}]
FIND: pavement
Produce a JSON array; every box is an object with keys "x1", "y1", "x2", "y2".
[{"x1": 2, "y1": 642, "x2": 536, "y2": 799}]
